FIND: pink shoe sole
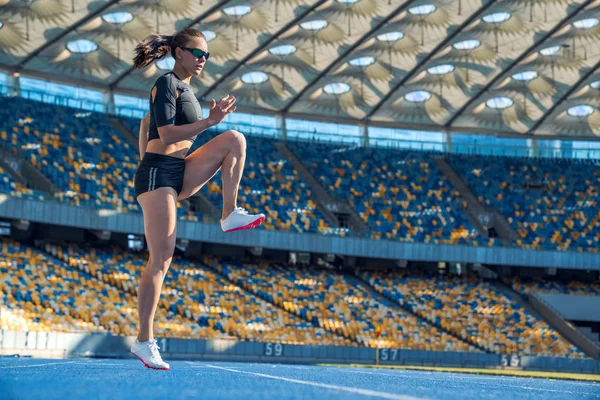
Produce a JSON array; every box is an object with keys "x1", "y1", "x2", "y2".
[
  {"x1": 131, "y1": 351, "x2": 170, "y2": 371},
  {"x1": 223, "y1": 215, "x2": 265, "y2": 233}
]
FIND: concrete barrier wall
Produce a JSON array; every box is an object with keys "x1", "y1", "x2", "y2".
[
  {"x1": 2, "y1": 330, "x2": 598, "y2": 374},
  {"x1": 2, "y1": 196, "x2": 600, "y2": 269},
  {"x1": 537, "y1": 294, "x2": 600, "y2": 322},
  {"x1": 520, "y1": 356, "x2": 600, "y2": 374}
]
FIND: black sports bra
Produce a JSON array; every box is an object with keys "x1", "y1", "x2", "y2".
[{"x1": 147, "y1": 71, "x2": 202, "y2": 143}]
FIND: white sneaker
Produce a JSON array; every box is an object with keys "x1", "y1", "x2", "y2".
[
  {"x1": 221, "y1": 207, "x2": 265, "y2": 232},
  {"x1": 131, "y1": 339, "x2": 170, "y2": 370}
]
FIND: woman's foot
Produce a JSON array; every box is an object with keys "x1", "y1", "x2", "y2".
[
  {"x1": 131, "y1": 339, "x2": 170, "y2": 370},
  {"x1": 221, "y1": 207, "x2": 265, "y2": 232}
]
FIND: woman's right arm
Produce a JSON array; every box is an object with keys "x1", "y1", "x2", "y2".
[
  {"x1": 158, "y1": 118, "x2": 215, "y2": 145},
  {"x1": 152, "y1": 76, "x2": 236, "y2": 145}
]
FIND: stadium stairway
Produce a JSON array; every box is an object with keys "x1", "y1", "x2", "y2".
[
  {"x1": 431, "y1": 155, "x2": 518, "y2": 247},
  {"x1": 275, "y1": 142, "x2": 370, "y2": 235},
  {"x1": 0, "y1": 146, "x2": 56, "y2": 195},
  {"x1": 529, "y1": 293, "x2": 600, "y2": 359},
  {"x1": 350, "y1": 271, "x2": 490, "y2": 354},
  {"x1": 578, "y1": 327, "x2": 600, "y2": 347},
  {"x1": 202, "y1": 258, "x2": 361, "y2": 346},
  {"x1": 108, "y1": 118, "x2": 139, "y2": 150},
  {"x1": 488, "y1": 278, "x2": 546, "y2": 321},
  {"x1": 187, "y1": 190, "x2": 222, "y2": 221},
  {"x1": 497, "y1": 278, "x2": 600, "y2": 359},
  {"x1": 0, "y1": 153, "x2": 27, "y2": 186}
]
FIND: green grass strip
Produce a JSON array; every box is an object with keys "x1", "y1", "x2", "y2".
[{"x1": 316, "y1": 363, "x2": 600, "y2": 382}]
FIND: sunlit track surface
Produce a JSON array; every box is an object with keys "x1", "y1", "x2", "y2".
[{"x1": 1, "y1": 358, "x2": 599, "y2": 400}]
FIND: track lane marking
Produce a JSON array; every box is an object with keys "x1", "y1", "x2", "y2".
[
  {"x1": 0, "y1": 361, "x2": 76, "y2": 369},
  {"x1": 202, "y1": 364, "x2": 426, "y2": 400}
]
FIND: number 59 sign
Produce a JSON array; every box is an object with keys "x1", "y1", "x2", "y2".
[{"x1": 264, "y1": 343, "x2": 283, "y2": 357}]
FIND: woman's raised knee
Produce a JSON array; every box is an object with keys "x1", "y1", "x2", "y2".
[{"x1": 223, "y1": 130, "x2": 246, "y2": 150}]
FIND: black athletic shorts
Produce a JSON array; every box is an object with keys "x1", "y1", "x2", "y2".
[{"x1": 134, "y1": 152, "x2": 186, "y2": 198}]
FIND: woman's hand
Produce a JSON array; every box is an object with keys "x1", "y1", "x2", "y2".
[{"x1": 207, "y1": 95, "x2": 237, "y2": 126}]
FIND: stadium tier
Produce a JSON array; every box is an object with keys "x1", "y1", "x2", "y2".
[
  {"x1": 357, "y1": 269, "x2": 588, "y2": 358},
  {"x1": 4, "y1": 98, "x2": 600, "y2": 252},
  {"x1": 0, "y1": 96, "x2": 140, "y2": 211},
  {"x1": 288, "y1": 141, "x2": 489, "y2": 245},
  {"x1": 0, "y1": 236, "x2": 592, "y2": 358},
  {"x1": 208, "y1": 257, "x2": 477, "y2": 352},
  {"x1": 449, "y1": 154, "x2": 600, "y2": 252},
  {"x1": 0, "y1": 238, "x2": 217, "y2": 338},
  {"x1": 42, "y1": 241, "x2": 349, "y2": 346}
]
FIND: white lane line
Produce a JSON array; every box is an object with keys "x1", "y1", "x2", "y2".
[
  {"x1": 0, "y1": 361, "x2": 76, "y2": 369},
  {"x1": 203, "y1": 364, "x2": 426, "y2": 400},
  {"x1": 271, "y1": 365, "x2": 311, "y2": 370},
  {"x1": 269, "y1": 365, "x2": 400, "y2": 378},
  {"x1": 70, "y1": 362, "x2": 124, "y2": 366},
  {"x1": 329, "y1": 369, "x2": 401, "y2": 378},
  {"x1": 186, "y1": 362, "x2": 599, "y2": 395}
]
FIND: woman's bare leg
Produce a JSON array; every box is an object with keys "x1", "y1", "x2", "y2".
[
  {"x1": 178, "y1": 129, "x2": 246, "y2": 219},
  {"x1": 136, "y1": 187, "x2": 178, "y2": 342}
]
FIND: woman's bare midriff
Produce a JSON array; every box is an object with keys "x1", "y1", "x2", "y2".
[{"x1": 146, "y1": 138, "x2": 192, "y2": 159}]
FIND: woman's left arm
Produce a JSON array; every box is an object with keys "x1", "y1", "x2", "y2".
[{"x1": 138, "y1": 113, "x2": 150, "y2": 160}]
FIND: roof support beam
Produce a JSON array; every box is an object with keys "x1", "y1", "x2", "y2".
[
  {"x1": 444, "y1": 0, "x2": 595, "y2": 129},
  {"x1": 280, "y1": 0, "x2": 419, "y2": 115},
  {"x1": 200, "y1": 0, "x2": 329, "y2": 101},
  {"x1": 108, "y1": 0, "x2": 232, "y2": 90},
  {"x1": 529, "y1": 59, "x2": 600, "y2": 133},
  {"x1": 16, "y1": 0, "x2": 123, "y2": 70},
  {"x1": 363, "y1": 0, "x2": 498, "y2": 122}
]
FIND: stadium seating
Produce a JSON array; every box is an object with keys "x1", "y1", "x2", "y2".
[
  {"x1": 506, "y1": 276, "x2": 600, "y2": 299},
  {"x1": 199, "y1": 135, "x2": 341, "y2": 235},
  {"x1": 6, "y1": 95, "x2": 600, "y2": 253},
  {"x1": 43, "y1": 241, "x2": 349, "y2": 346},
  {"x1": 1, "y1": 235, "x2": 591, "y2": 358},
  {"x1": 0, "y1": 96, "x2": 338, "y2": 234},
  {"x1": 289, "y1": 142, "x2": 488, "y2": 245},
  {"x1": 0, "y1": 98, "x2": 213, "y2": 223},
  {"x1": 0, "y1": 96, "x2": 140, "y2": 211},
  {"x1": 119, "y1": 115, "x2": 339, "y2": 234},
  {"x1": 0, "y1": 238, "x2": 215, "y2": 338},
  {"x1": 4, "y1": 95, "x2": 600, "y2": 254},
  {"x1": 358, "y1": 269, "x2": 588, "y2": 358},
  {"x1": 449, "y1": 154, "x2": 600, "y2": 252},
  {"x1": 208, "y1": 257, "x2": 477, "y2": 352}
]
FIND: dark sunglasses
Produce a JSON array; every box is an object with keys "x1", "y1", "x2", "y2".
[{"x1": 181, "y1": 47, "x2": 210, "y2": 61}]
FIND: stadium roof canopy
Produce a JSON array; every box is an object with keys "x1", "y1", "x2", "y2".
[{"x1": 0, "y1": 0, "x2": 599, "y2": 137}]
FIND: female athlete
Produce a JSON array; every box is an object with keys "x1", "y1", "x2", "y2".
[{"x1": 129, "y1": 28, "x2": 265, "y2": 370}]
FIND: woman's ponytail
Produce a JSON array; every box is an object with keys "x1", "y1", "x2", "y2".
[
  {"x1": 132, "y1": 28, "x2": 206, "y2": 69},
  {"x1": 132, "y1": 34, "x2": 174, "y2": 69}
]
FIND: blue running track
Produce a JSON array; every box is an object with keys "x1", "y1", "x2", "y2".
[{"x1": 1, "y1": 358, "x2": 599, "y2": 400}]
